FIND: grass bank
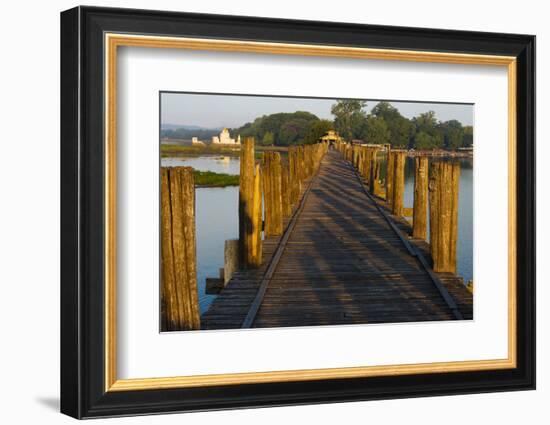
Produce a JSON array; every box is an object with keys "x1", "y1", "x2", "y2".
[
  {"x1": 193, "y1": 170, "x2": 239, "y2": 187},
  {"x1": 161, "y1": 143, "x2": 289, "y2": 158}
]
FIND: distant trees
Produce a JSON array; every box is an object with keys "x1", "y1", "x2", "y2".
[
  {"x1": 160, "y1": 127, "x2": 220, "y2": 140},
  {"x1": 361, "y1": 115, "x2": 390, "y2": 145},
  {"x1": 439, "y1": 119, "x2": 465, "y2": 149},
  {"x1": 304, "y1": 119, "x2": 333, "y2": 145},
  {"x1": 162, "y1": 101, "x2": 473, "y2": 149},
  {"x1": 262, "y1": 131, "x2": 275, "y2": 145},
  {"x1": 370, "y1": 102, "x2": 413, "y2": 147},
  {"x1": 331, "y1": 100, "x2": 367, "y2": 141},
  {"x1": 463, "y1": 125, "x2": 473, "y2": 147},
  {"x1": 412, "y1": 111, "x2": 444, "y2": 149},
  {"x1": 232, "y1": 111, "x2": 319, "y2": 146},
  {"x1": 330, "y1": 101, "x2": 471, "y2": 150}
]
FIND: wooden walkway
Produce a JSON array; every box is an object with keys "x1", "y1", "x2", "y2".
[{"x1": 202, "y1": 149, "x2": 472, "y2": 330}]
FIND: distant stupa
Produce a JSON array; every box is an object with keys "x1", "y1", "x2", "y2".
[{"x1": 212, "y1": 128, "x2": 241, "y2": 145}]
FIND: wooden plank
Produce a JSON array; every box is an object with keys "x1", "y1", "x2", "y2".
[{"x1": 241, "y1": 152, "x2": 324, "y2": 328}]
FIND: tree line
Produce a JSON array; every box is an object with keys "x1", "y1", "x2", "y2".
[
  {"x1": 231, "y1": 100, "x2": 472, "y2": 149},
  {"x1": 161, "y1": 127, "x2": 220, "y2": 140},
  {"x1": 162, "y1": 100, "x2": 473, "y2": 149},
  {"x1": 330, "y1": 100, "x2": 472, "y2": 149}
]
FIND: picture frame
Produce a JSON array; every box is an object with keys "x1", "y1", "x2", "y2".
[{"x1": 60, "y1": 5, "x2": 535, "y2": 419}]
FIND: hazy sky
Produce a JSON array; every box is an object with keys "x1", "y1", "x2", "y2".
[{"x1": 161, "y1": 92, "x2": 473, "y2": 128}]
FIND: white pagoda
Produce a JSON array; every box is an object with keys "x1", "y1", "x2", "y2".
[{"x1": 212, "y1": 128, "x2": 241, "y2": 145}]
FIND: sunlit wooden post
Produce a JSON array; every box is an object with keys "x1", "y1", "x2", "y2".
[
  {"x1": 305, "y1": 145, "x2": 312, "y2": 178},
  {"x1": 250, "y1": 164, "x2": 263, "y2": 267},
  {"x1": 352, "y1": 145, "x2": 360, "y2": 168},
  {"x1": 368, "y1": 149, "x2": 378, "y2": 189},
  {"x1": 239, "y1": 137, "x2": 262, "y2": 269},
  {"x1": 391, "y1": 151, "x2": 406, "y2": 216},
  {"x1": 281, "y1": 163, "x2": 292, "y2": 218},
  {"x1": 298, "y1": 146, "x2": 305, "y2": 182},
  {"x1": 358, "y1": 147, "x2": 364, "y2": 177},
  {"x1": 370, "y1": 150, "x2": 382, "y2": 195},
  {"x1": 273, "y1": 152, "x2": 283, "y2": 233},
  {"x1": 370, "y1": 149, "x2": 376, "y2": 184},
  {"x1": 223, "y1": 239, "x2": 239, "y2": 285},
  {"x1": 429, "y1": 161, "x2": 461, "y2": 273},
  {"x1": 386, "y1": 150, "x2": 394, "y2": 206},
  {"x1": 262, "y1": 152, "x2": 283, "y2": 236},
  {"x1": 160, "y1": 166, "x2": 200, "y2": 331},
  {"x1": 365, "y1": 148, "x2": 373, "y2": 182},
  {"x1": 413, "y1": 156, "x2": 429, "y2": 240},
  {"x1": 288, "y1": 147, "x2": 300, "y2": 206}
]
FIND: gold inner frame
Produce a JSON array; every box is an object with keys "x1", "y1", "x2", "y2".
[{"x1": 104, "y1": 33, "x2": 517, "y2": 392}]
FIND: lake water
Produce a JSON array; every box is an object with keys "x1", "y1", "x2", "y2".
[
  {"x1": 162, "y1": 154, "x2": 473, "y2": 313},
  {"x1": 162, "y1": 155, "x2": 241, "y2": 175}
]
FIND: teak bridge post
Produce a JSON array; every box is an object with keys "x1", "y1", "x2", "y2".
[
  {"x1": 281, "y1": 163, "x2": 292, "y2": 219},
  {"x1": 391, "y1": 151, "x2": 406, "y2": 216},
  {"x1": 429, "y1": 160, "x2": 460, "y2": 273},
  {"x1": 262, "y1": 152, "x2": 284, "y2": 236},
  {"x1": 239, "y1": 137, "x2": 263, "y2": 269},
  {"x1": 288, "y1": 146, "x2": 301, "y2": 207},
  {"x1": 338, "y1": 142, "x2": 461, "y2": 275},
  {"x1": 413, "y1": 156, "x2": 429, "y2": 240},
  {"x1": 386, "y1": 149, "x2": 395, "y2": 207},
  {"x1": 160, "y1": 166, "x2": 200, "y2": 331}
]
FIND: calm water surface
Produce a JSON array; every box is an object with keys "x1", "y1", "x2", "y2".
[
  {"x1": 162, "y1": 155, "x2": 240, "y2": 175},
  {"x1": 162, "y1": 154, "x2": 473, "y2": 313},
  {"x1": 162, "y1": 156, "x2": 240, "y2": 312}
]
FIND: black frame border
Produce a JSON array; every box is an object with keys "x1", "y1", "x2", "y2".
[{"x1": 60, "y1": 6, "x2": 535, "y2": 419}]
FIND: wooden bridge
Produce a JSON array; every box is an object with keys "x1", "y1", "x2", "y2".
[{"x1": 201, "y1": 148, "x2": 472, "y2": 330}]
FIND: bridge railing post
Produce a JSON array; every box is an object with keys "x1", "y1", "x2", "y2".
[
  {"x1": 391, "y1": 151, "x2": 406, "y2": 216},
  {"x1": 429, "y1": 160, "x2": 460, "y2": 273},
  {"x1": 413, "y1": 156, "x2": 429, "y2": 240},
  {"x1": 360, "y1": 147, "x2": 367, "y2": 180},
  {"x1": 262, "y1": 151, "x2": 283, "y2": 236},
  {"x1": 251, "y1": 164, "x2": 263, "y2": 267},
  {"x1": 288, "y1": 146, "x2": 301, "y2": 207},
  {"x1": 370, "y1": 150, "x2": 382, "y2": 196},
  {"x1": 281, "y1": 163, "x2": 292, "y2": 219},
  {"x1": 352, "y1": 145, "x2": 360, "y2": 168},
  {"x1": 239, "y1": 137, "x2": 263, "y2": 269},
  {"x1": 160, "y1": 166, "x2": 201, "y2": 331},
  {"x1": 386, "y1": 149, "x2": 394, "y2": 205}
]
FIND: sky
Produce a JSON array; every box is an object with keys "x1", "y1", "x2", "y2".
[{"x1": 161, "y1": 92, "x2": 473, "y2": 129}]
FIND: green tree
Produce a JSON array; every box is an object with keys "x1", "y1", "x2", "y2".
[
  {"x1": 463, "y1": 125, "x2": 473, "y2": 146},
  {"x1": 370, "y1": 101, "x2": 414, "y2": 147},
  {"x1": 232, "y1": 111, "x2": 319, "y2": 146},
  {"x1": 414, "y1": 131, "x2": 440, "y2": 149},
  {"x1": 331, "y1": 100, "x2": 367, "y2": 141},
  {"x1": 303, "y1": 119, "x2": 333, "y2": 144},
  {"x1": 412, "y1": 111, "x2": 443, "y2": 149},
  {"x1": 262, "y1": 131, "x2": 275, "y2": 146},
  {"x1": 278, "y1": 118, "x2": 312, "y2": 146},
  {"x1": 440, "y1": 119, "x2": 465, "y2": 149},
  {"x1": 360, "y1": 115, "x2": 390, "y2": 144}
]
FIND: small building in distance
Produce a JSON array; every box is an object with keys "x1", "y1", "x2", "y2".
[
  {"x1": 192, "y1": 137, "x2": 205, "y2": 146},
  {"x1": 319, "y1": 130, "x2": 343, "y2": 145},
  {"x1": 212, "y1": 128, "x2": 241, "y2": 145}
]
